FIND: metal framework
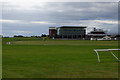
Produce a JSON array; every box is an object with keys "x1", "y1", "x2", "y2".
[{"x1": 94, "y1": 49, "x2": 120, "y2": 62}]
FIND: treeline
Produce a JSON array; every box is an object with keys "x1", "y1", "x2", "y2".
[{"x1": 2, "y1": 34, "x2": 49, "y2": 38}]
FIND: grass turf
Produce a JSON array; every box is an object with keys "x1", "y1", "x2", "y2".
[{"x1": 2, "y1": 38, "x2": 119, "y2": 78}]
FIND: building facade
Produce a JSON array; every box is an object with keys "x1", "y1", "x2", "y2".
[
  {"x1": 49, "y1": 27, "x2": 57, "y2": 38},
  {"x1": 87, "y1": 28, "x2": 107, "y2": 40},
  {"x1": 49, "y1": 26, "x2": 87, "y2": 39}
]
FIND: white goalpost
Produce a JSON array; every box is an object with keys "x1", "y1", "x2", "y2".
[{"x1": 94, "y1": 49, "x2": 120, "y2": 62}]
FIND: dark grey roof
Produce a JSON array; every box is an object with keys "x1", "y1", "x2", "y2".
[{"x1": 59, "y1": 26, "x2": 87, "y2": 28}]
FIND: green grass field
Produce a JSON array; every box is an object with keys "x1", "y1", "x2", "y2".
[{"x1": 2, "y1": 37, "x2": 119, "y2": 78}]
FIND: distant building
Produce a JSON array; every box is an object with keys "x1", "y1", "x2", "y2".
[
  {"x1": 49, "y1": 26, "x2": 87, "y2": 39},
  {"x1": 104, "y1": 35, "x2": 120, "y2": 40},
  {"x1": 87, "y1": 28, "x2": 107, "y2": 40},
  {"x1": 114, "y1": 35, "x2": 120, "y2": 40},
  {"x1": 101, "y1": 35, "x2": 111, "y2": 40},
  {"x1": 57, "y1": 26, "x2": 86, "y2": 38},
  {"x1": 49, "y1": 27, "x2": 57, "y2": 38}
]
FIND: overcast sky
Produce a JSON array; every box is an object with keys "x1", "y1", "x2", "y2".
[{"x1": 0, "y1": 0, "x2": 119, "y2": 36}]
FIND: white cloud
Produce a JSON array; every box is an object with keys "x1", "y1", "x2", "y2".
[
  {"x1": 2, "y1": 0, "x2": 119, "y2": 3},
  {"x1": 73, "y1": 20, "x2": 118, "y2": 25},
  {"x1": 12, "y1": 30, "x2": 32, "y2": 34},
  {"x1": 0, "y1": 19, "x2": 20, "y2": 23},
  {"x1": 94, "y1": 20, "x2": 118, "y2": 24},
  {"x1": 2, "y1": 0, "x2": 47, "y2": 10},
  {"x1": 57, "y1": 10, "x2": 64, "y2": 12},
  {"x1": 2, "y1": 0, "x2": 119, "y2": 11},
  {"x1": 31, "y1": 21, "x2": 55, "y2": 24}
]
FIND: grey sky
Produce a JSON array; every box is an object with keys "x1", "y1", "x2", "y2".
[{"x1": 1, "y1": 1, "x2": 119, "y2": 36}]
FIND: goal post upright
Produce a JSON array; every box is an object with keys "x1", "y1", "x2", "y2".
[{"x1": 94, "y1": 50, "x2": 100, "y2": 63}]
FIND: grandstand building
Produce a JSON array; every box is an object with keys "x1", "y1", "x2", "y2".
[
  {"x1": 49, "y1": 26, "x2": 87, "y2": 39},
  {"x1": 87, "y1": 28, "x2": 107, "y2": 40}
]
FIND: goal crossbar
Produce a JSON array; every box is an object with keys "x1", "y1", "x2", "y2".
[{"x1": 94, "y1": 49, "x2": 120, "y2": 62}]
